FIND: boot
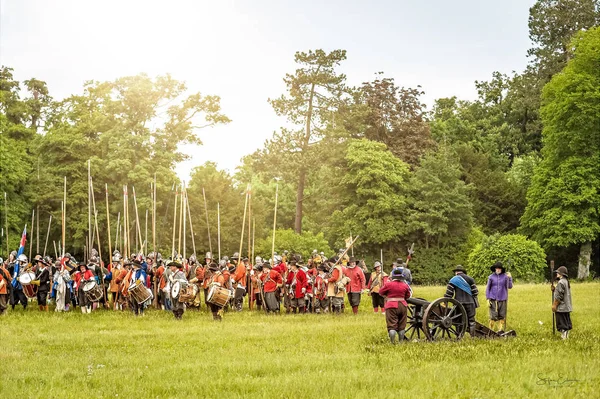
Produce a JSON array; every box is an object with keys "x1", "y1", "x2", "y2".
[
  {"x1": 292, "y1": 307, "x2": 297, "y2": 314},
  {"x1": 373, "y1": 308, "x2": 378, "y2": 313},
  {"x1": 497, "y1": 320, "x2": 505, "y2": 332},
  {"x1": 87, "y1": 306, "x2": 92, "y2": 314},
  {"x1": 352, "y1": 306, "x2": 358, "y2": 315},
  {"x1": 81, "y1": 307, "x2": 86, "y2": 314},
  {"x1": 39, "y1": 305, "x2": 44, "y2": 311},
  {"x1": 489, "y1": 320, "x2": 495, "y2": 331},
  {"x1": 381, "y1": 308, "x2": 385, "y2": 315},
  {"x1": 44, "y1": 305, "x2": 49, "y2": 312},
  {"x1": 398, "y1": 329, "x2": 406, "y2": 342},
  {"x1": 301, "y1": 306, "x2": 306, "y2": 313},
  {"x1": 388, "y1": 330, "x2": 398, "y2": 344}
]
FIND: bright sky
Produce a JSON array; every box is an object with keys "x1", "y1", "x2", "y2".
[{"x1": 0, "y1": 0, "x2": 535, "y2": 181}]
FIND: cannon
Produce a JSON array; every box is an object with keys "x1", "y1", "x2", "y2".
[{"x1": 404, "y1": 297, "x2": 516, "y2": 341}]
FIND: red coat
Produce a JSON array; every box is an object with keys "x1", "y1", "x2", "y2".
[
  {"x1": 315, "y1": 275, "x2": 327, "y2": 300},
  {"x1": 344, "y1": 266, "x2": 366, "y2": 293},
  {"x1": 261, "y1": 269, "x2": 283, "y2": 293},
  {"x1": 73, "y1": 270, "x2": 94, "y2": 290},
  {"x1": 286, "y1": 269, "x2": 307, "y2": 299},
  {"x1": 273, "y1": 262, "x2": 287, "y2": 275},
  {"x1": 379, "y1": 280, "x2": 412, "y2": 308}
]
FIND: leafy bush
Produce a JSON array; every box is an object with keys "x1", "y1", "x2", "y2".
[
  {"x1": 254, "y1": 229, "x2": 332, "y2": 261},
  {"x1": 468, "y1": 234, "x2": 546, "y2": 282}
]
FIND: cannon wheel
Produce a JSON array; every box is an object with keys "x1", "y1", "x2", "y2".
[
  {"x1": 404, "y1": 298, "x2": 427, "y2": 341},
  {"x1": 422, "y1": 297, "x2": 467, "y2": 341}
]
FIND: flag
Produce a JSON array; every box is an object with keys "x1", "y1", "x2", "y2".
[{"x1": 16, "y1": 225, "x2": 27, "y2": 257}]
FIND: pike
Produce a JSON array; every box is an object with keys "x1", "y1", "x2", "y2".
[
  {"x1": 105, "y1": 184, "x2": 112, "y2": 268},
  {"x1": 271, "y1": 183, "x2": 279, "y2": 265},
  {"x1": 88, "y1": 160, "x2": 91, "y2": 259},
  {"x1": 185, "y1": 186, "x2": 196, "y2": 256},
  {"x1": 115, "y1": 212, "x2": 121, "y2": 254},
  {"x1": 238, "y1": 184, "x2": 250, "y2": 269},
  {"x1": 145, "y1": 209, "x2": 148, "y2": 255},
  {"x1": 132, "y1": 186, "x2": 144, "y2": 255},
  {"x1": 178, "y1": 182, "x2": 184, "y2": 258},
  {"x1": 152, "y1": 175, "x2": 158, "y2": 308},
  {"x1": 217, "y1": 202, "x2": 221, "y2": 261},
  {"x1": 61, "y1": 176, "x2": 66, "y2": 256},
  {"x1": 53, "y1": 240, "x2": 58, "y2": 261},
  {"x1": 202, "y1": 187, "x2": 212, "y2": 256},
  {"x1": 250, "y1": 216, "x2": 255, "y2": 310},
  {"x1": 43, "y1": 214, "x2": 52, "y2": 257},
  {"x1": 182, "y1": 182, "x2": 187, "y2": 259},
  {"x1": 247, "y1": 185, "x2": 252, "y2": 263},
  {"x1": 29, "y1": 209, "x2": 34, "y2": 260},
  {"x1": 90, "y1": 177, "x2": 106, "y2": 296},
  {"x1": 171, "y1": 185, "x2": 178, "y2": 258},
  {"x1": 4, "y1": 192, "x2": 8, "y2": 256}
]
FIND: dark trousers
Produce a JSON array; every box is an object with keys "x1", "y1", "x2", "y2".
[
  {"x1": 11, "y1": 288, "x2": 27, "y2": 309},
  {"x1": 348, "y1": 292, "x2": 361, "y2": 307},
  {"x1": 463, "y1": 303, "x2": 476, "y2": 334},
  {"x1": 385, "y1": 302, "x2": 408, "y2": 332},
  {"x1": 371, "y1": 292, "x2": 385, "y2": 309},
  {"x1": 0, "y1": 293, "x2": 9, "y2": 314},
  {"x1": 264, "y1": 291, "x2": 280, "y2": 313},
  {"x1": 556, "y1": 312, "x2": 572, "y2": 332},
  {"x1": 37, "y1": 289, "x2": 49, "y2": 306},
  {"x1": 234, "y1": 287, "x2": 246, "y2": 311},
  {"x1": 130, "y1": 298, "x2": 144, "y2": 315}
]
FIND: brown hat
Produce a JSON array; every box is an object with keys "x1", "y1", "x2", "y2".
[{"x1": 555, "y1": 266, "x2": 568, "y2": 277}]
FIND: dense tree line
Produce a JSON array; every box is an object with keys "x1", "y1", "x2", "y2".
[{"x1": 1, "y1": 1, "x2": 598, "y2": 282}]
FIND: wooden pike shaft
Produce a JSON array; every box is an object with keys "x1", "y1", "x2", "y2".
[
  {"x1": 217, "y1": 202, "x2": 221, "y2": 260},
  {"x1": 105, "y1": 184, "x2": 112, "y2": 263},
  {"x1": 247, "y1": 185, "x2": 251, "y2": 262},
  {"x1": 132, "y1": 186, "x2": 143, "y2": 255},
  {"x1": 183, "y1": 183, "x2": 187, "y2": 258},
  {"x1": 53, "y1": 240, "x2": 58, "y2": 260},
  {"x1": 238, "y1": 184, "x2": 250, "y2": 264},
  {"x1": 29, "y1": 209, "x2": 34, "y2": 259},
  {"x1": 202, "y1": 187, "x2": 212, "y2": 256},
  {"x1": 271, "y1": 184, "x2": 278, "y2": 264},
  {"x1": 90, "y1": 178, "x2": 102, "y2": 259},
  {"x1": 172, "y1": 186, "x2": 178, "y2": 258},
  {"x1": 251, "y1": 217, "x2": 255, "y2": 265},
  {"x1": 4, "y1": 192, "x2": 8, "y2": 256},
  {"x1": 43, "y1": 214, "x2": 52, "y2": 257},
  {"x1": 61, "y1": 179, "x2": 65, "y2": 256},
  {"x1": 123, "y1": 186, "x2": 128, "y2": 258},
  {"x1": 115, "y1": 212, "x2": 121, "y2": 254},
  {"x1": 186, "y1": 187, "x2": 196, "y2": 256},
  {"x1": 88, "y1": 160, "x2": 92, "y2": 258},
  {"x1": 36, "y1": 205, "x2": 39, "y2": 254},
  {"x1": 152, "y1": 173, "x2": 156, "y2": 263},
  {"x1": 178, "y1": 182, "x2": 184, "y2": 257},
  {"x1": 145, "y1": 209, "x2": 148, "y2": 255}
]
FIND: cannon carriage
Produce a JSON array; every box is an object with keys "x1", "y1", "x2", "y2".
[{"x1": 403, "y1": 296, "x2": 516, "y2": 341}]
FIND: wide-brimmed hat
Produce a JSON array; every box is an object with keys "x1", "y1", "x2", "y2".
[
  {"x1": 452, "y1": 265, "x2": 467, "y2": 273},
  {"x1": 391, "y1": 268, "x2": 405, "y2": 281},
  {"x1": 35, "y1": 257, "x2": 50, "y2": 267},
  {"x1": 555, "y1": 266, "x2": 568, "y2": 277},
  {"x1": 132, "y1": 259, "x2": 143, "y2": 268},
  {"x1": 167, "y1": 260, "x2": 183, "y2": 268},
  {"x1": 490, "y1": 261, "x2": 505, "y2": 273},
  {"x1": 208, "y1": 262, "x2": 219, "y2": 272}
]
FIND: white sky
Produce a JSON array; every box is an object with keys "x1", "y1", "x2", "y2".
[{"x1": 0, "y1": 0, "x2": 535, "y2": 181}]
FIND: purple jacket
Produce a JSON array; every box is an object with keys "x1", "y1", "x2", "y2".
[{"x1": 485, "y1": 273, "x2": 513, "y2": 301}]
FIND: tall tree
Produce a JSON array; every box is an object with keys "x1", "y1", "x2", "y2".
[
  {"x1": 520, "y1": 27, "x2": 600, "y2": 278},
  {"x1": 269, "y1": 49, "x2": 348, "y2": 233},
  {"x1": 360, "y1": 73, "x2": 434, "y2": 166}
]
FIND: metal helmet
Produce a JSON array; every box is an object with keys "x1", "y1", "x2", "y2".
[
  {"x1": 374, "y1": 261, "x2": 382, "y2": 268},
  {"x1": 274, "y1": 255, "x2": 282, "y2": 263},
  {"x1": 223, "y1": 256, "x2": 229, "y2": 261},
  {"x1": 91, "y1": 248, "x2": 99, "y2": 257},
  {"x1": 0, "y1": 257, "x2": 3, "y2": 264},
  {"x1": 89, "y1": 256, "x2": 99, "y2": 264},
  {"x1": 283, "y1": 250, "x2": 289, "y2": 255},
  {"x1": 189, "y1": 254, "x2": 197, "y2": 264},
  {"x1": 44, "y1": 256, "x2": 53, "y2": 264},
  {"x1": 255, "y1": 256, "x2": 262, "y2": 264},
  {"x1": 232, "y1": 252, "x2": 239, "y2": 260},
  {"x1": 320, "y1": 251, "x2": 324, "y2": 256},
  {"x1": 205, "y1": 252, "x2": 212, "y2": 259},
  {"x1": 312, "y1": 249, "x2": 317, "y2": 254},
  {"x1": 218, "y1": 259, "x2": 227, "y2": 268},
  {"x1": 17, "y1": 254, "x2": 28, "y2": 263}
]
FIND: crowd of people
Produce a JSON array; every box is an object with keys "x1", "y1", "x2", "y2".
[{"x1": 0, "y1": 248, "x2": 573, "y2": 341}]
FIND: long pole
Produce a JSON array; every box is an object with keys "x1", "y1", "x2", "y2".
[
  {"x1": 171, "y1": 186, "x2": 178, "y2": 258},
  {"x1": 186, "y1": 187, "x2": 196, "y2": 256},
  {"x1": 123, "y1": 186, "x2": 127, "y2": 258},
  {"x1": 91, "y1": 184, "x2": 105, "y2": 296},
  {"x1": 37, "y1": 157, "x2": 40, "y2": 254},
  {"x1": 550, "y1": 260, "x2": 555, "y2": 335},
  {"x1": 247, "y1": 185, "x2": 252, "y2": 262},
  {"x1": 238, "y1": 184, "x2": 250, "y2": 266},
  {"x1": 178, "y1": 182, "x2": 184, "y2": 257},
  {"x1": 217, "y1": 202, "x2": 221, "y2": 261},
  {"x1": 29, "y1": 209, "x2": 34, "y2": 259},
  {"x1": 43, "y1": 214, "x2": 52, "y2": 257},
  {"x1": 202, "y1": 187, "x2": 212, "y2": 256},
  {"x1": 251, "y1": 217, "x2": 255, "y2": 265},
  {"x1": 271, "y1": 183, "x2": 279, "y2": 264},
  {"x1": 115, "y1": 212, "x2": 121, "y2": 254},
  {"x1": 105, "y1": 184, "x2": 112, "y2": 264},
  {"x1": 350, "y1": 232, "x2": 354, "y2": 257},
  {"x1": 4, "y1": 193, "x2": 8, "y2": 256},
  {"x1": 53, "y1": 240, "x2": 58, "y2": 261},
  {"x1": 145, "y1": 209, "x2": 148, "y2": 255},
  {"x1": 182, "y1": 182, "x2": 187, "y2": 259},
  {"x1": 152, "y1": 173, "x2": 156, "y2": 264},
  {"x1": 88, "y1": 160, "x2": 92, "y2": 259},
  {"x1": 132, "y1": 186, "x2": 143, "y2": 255},
  {"x1": 62, "y1": 176, "x2": 66, "y2": 256}
]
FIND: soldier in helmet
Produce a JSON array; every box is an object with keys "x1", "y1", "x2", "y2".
[
  {"x1": 10, "y1": 254, "x2": 29, "y2": 310},
  {"x1": 368, "y1": 261, "x2": 388, "y2": 314}
]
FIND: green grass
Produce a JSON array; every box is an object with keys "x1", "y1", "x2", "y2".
[{"x1": 1, "y1": 283, "x2": 598, "y2": 398}]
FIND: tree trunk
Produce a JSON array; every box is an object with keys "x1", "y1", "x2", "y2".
[
  {"x1": 577, "y1": 241, "x2": 591, "y2": 279},
  {"x1": 294, "y1": 83, "x2": 316, "y2": 234}
]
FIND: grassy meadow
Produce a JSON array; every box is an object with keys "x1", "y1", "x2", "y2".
[{"x1": 1, "y1": 282, "x2": 598, "y2": 398}]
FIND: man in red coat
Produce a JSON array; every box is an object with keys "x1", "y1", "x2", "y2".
[
  {"x1": 379, "y1": 268, "x2": 412, "y2": 344},
  {"x1": 286, "y1": 261, "x2": 307, "y2": 313},
  {"x1": 344, "y1": 257, "x2": 366, "y2": 314},
  {"x1": 260, "y1": 262, "x2": 283, "y2": 313}
]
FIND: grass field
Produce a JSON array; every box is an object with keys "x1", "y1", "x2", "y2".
[{"x1": 1, "y1": 283, "x2": 598, "y2": 399}]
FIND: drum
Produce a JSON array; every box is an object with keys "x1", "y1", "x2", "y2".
[
  {"x1": 83, "y1": 281, "x2": 104, "y2": 302},
  {"x1": 207, "y1": 284, "x2": 232, "y2": 307},
  {"x1": 170, "y1": 281, "x2": 181, "y2": 300},
  {"x1": 129, "y1": 282, "x2": 153, "y2": 305},
  {"x1": 19, "y1": 271, "x2": 38, "y2": 299},
  {"x1": 178, "y1": 284, "x2": 198, "y2": 303}
]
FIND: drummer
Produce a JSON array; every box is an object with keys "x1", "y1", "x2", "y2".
[
  {"x1": 130, "y1": 259, "x2": 147, "y2": 316},
  {"x1": 74, "y1": 263, "x2": 94, "y2": 314},
  {"x1": 168, "y1": 260, "x2": 188, "y2": 320},
  {"x1": 34, "y1": 257, "x2": 51, "y2": 311},
  {"x1": 207, "y1": 262, "x2": 226, "y2": 321}
]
